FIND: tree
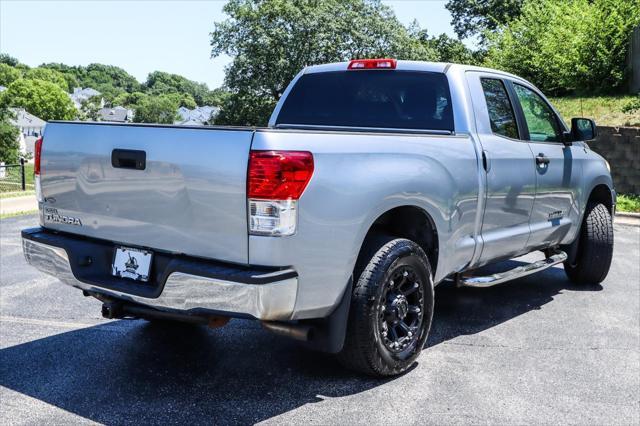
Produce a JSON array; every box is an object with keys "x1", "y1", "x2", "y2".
[
  {"x1": 445, "y1": 0, "x2": 524, "y2": 41},
  {"x1": 144, "y1": 71, "x2": 214, "y2": 106},
  {"x1": 210, "y1": 0, "x2": 436, "y2": 126},
  {"x1": 202, "y1": 87, "x2": 230, "y2": 106},
  {"x1": 41, "y1": 63, "x2": 142, "y2": 101},
  {"x1": 1, "y1": 79, "x2": 76, "y2": 121},
  {"x1": 112, "y1": 91, "x2": 148, "y2": 108},
  {"x1": 0, "y1": 53, "x2": 19, "y2": 67},
  {"x1": 484, "y1": 0, "x2": 640, "y2": 95},
  {"x1": 0, "y1": 107, "x2": 20, "y2": 164},
  {"x1": 132, "y1": 95, "x2": 180, "y2": 124},
  {"x1": 79, "y1": 96, "x2": 103, "y2": 121},
  {"x1": 417, "y1": 32, "x2": 478, "y2": 65},
  {"x1": 82, "y1": 64, "x2": 141, "y2": 99},
  {"x1": 0, "y1": 63, "x2": 21, "y2": 87},
  {"x1": 39, "y1": 62, "x2": 80, "y2": 91},
  {"x1": 25, "y1": 67, "x2": 69, "y2": 91}
]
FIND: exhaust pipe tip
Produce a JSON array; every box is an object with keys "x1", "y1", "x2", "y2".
[{"x1": 261, "y1": 321, "x2": 314, "y2": 342}]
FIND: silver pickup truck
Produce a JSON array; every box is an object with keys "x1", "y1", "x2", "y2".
[{"x1": 22, "y1": 59, "x2": 615, "y2": 376}]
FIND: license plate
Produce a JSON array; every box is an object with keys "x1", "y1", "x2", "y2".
[{"x1": 112, "y1": 246, "x2": 153, "y2": 282}]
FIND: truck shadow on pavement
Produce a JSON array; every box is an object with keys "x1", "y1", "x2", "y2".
[{"x1": 0, "y1": 262, "x2": 601, "y2": 425}]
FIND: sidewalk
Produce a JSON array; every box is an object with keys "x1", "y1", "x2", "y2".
[{"x1": 0, "y1": 195, "x2": 37, "y2": 216}]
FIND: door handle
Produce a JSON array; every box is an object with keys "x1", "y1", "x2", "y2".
[{"x1": 535, "y1": 153, "x2": 550, "y2": 166}]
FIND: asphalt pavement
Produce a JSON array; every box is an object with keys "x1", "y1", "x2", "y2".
[{"x1": 1, "y1": 214, "x2": 638, "y2": 425}]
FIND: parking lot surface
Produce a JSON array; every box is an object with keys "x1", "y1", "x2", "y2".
[{"x1": 1, "y1": 214, "x2": 638, "y2": 425}]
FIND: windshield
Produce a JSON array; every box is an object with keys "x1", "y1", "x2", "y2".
[{"x1": 276, "y1": 70, "x2": 454, "y2": 132}]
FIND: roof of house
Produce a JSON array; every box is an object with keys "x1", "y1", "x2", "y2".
[
  {"x1": 70, "y1": 87, "x2": 102, "y2": 108},
  {"x1": 10, "y1": 108, "x2": 46, "y2": 128},
  {"x1": 72, "y1": 87, "x2": 101, "y2": 98},
  {"x1": 98, "y1": 107, "x2": 129, "y2": 123},
  {"x1": 175, "y1": 105, "x2": 219, "y2": 125}
]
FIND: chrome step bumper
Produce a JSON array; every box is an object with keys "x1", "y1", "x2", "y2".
[
  {"x1": 22, "y1": 233, "x2": 298, "y2": 321},
  {"x1": 458, "y1": 251, "x2": 568, "y2": 288}
]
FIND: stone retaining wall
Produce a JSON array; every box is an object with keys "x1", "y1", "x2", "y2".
[{"x1": 589, "y1": 126, "x2": 640, "y2": 194}]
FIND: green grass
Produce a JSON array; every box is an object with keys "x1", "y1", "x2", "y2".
[
  {"x1": 0, "y1": 190, "x2": 35, "y2": 199},
  {"x1": 24, "y1": 163, "x2": 34, "y2": 186},
  {"x1": 548, "y1": 95, "x2": 640, "y2": 127},
  {"x1": 617, "y1": 194, "x2": 640, "y2": 213},
  {"x1": 0, "y1": 163, "x2": 35, "y2": 194}
]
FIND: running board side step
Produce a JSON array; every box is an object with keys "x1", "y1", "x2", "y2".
[{"x1": 457, "y1": 251, "x2": 567, "y2": 288}]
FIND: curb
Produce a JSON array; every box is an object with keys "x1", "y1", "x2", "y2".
[
  {"x1": 614, "y1": 212, "x2": 640, "y2": 227},
  {"x1": 615, "y1": 211, "x2": 640, "y2": 218}
]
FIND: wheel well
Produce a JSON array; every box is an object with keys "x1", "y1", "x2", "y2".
[
  {"x1": 361, "y1": 206, "x2": 439, "y2": 274},
  {"x1": 587, "y1": 184, "x2": 614, "y2": 213}
]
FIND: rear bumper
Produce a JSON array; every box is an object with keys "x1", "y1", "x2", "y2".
[{"x1": 22, "y1": 228, "x2": 298, "y2": 321}]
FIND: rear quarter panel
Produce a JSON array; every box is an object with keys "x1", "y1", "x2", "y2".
[{"x1": 250, "y1": 129, "x2": 480, "y2": 319}]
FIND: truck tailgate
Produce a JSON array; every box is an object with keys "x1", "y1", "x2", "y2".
[{"x1": 40, "y1": 122, "x2": 254, "y2": 264}]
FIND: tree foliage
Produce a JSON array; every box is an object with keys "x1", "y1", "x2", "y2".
[
  {"x1": 145, "y1": 71, "x2": 218, "y2": 106},
  {"x1": 417, "y1": 32, "x2": 478, "y2": 65},
  {"x1": 0, "y1": 79, "x2": 76, "y2": 121},
  {"x1": 40, "y1": 62, "x2": 141, "y2": 100},
  {"x1": 211, "y1": 0, "x2": 436, "y2": 125},
  {"x1": 0, "y1": 107, "x2": 20, "y2": 164},
  {"x1": 445, "y1": 0, "x2": 524, "y2": 41},
  {"x1": 24, "y1": 67, "x2": 69, "y2": 91},
  {"x1": 132, "y1": 94, "x2": 180, "y2": 124},
  {"x1": 78, "y1": 96, "x2": 103, "y2": 121},
  {"x1": 0, "y1": 63, "x2": 22, "y2": 87},
  {"x1": 0, "y1": 53, "x2": 20, "y2": 67},
  {"x1": 484, "y1": 0, "x2": 640, "y2": 95}
]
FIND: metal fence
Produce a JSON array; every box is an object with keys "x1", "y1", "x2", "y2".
[{"x1": 0, "y1": 159, "x2": 31, "y2": 193}]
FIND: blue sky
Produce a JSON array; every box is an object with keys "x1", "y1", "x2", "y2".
[{"x1": 0, "y1": 0, "x2": 460, "y2": 89}]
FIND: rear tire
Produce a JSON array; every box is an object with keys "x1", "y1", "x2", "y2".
[
  {"x1": 564, "y1": 203, "x2": 614, "y2": 284},
  {"x1": 337, "y1": 236, "x2": 434, "y2": 377}
]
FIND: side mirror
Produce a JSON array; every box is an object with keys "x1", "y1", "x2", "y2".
[{"x1": 570, "y1": 117, "x2": 597, "y2": 143}]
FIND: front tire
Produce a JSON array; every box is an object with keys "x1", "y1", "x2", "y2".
[
  {"x1": 337, "y1": 237, "x2": 434, "y2": 377},
  {"x1": 564, "y1": 202, "x2": 614, "y2": 284}
]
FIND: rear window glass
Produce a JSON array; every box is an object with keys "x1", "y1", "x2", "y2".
[{"x1": 276, "y1": 70, "x2": 454, "y2": 132}]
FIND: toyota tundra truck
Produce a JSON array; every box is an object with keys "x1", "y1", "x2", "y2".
[{"x1": 22, "y1": 59, "x2": 615, "y2": 376}]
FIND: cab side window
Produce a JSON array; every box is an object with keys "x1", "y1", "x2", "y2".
[
  {"x1": 480, "y1": 78, "x2": 519, "y2": 139},
  {"x1": 513, "y1": 84, "x2": 562, "y2": 142}
]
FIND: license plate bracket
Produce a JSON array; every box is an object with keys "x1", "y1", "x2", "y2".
[{"x1": 111, "y1": 246, "x2": 153, "y2": 282}]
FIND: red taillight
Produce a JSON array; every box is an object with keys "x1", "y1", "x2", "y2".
[
  {"x1": 34, "y1": 136, "x2": 43, "y2": 175},
  {"x1": 248, "y1": 151, "x2": 314, "y2": 200},
  {"x1": 348, "y1": 58, "x2": 397, "y2": 70}
]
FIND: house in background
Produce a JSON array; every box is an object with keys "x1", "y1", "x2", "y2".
[
  {"x1": 70, "y1": 87, "x2": 104, "y2": 109},
  {"x1": 10, "y1": 108, "x2": 46, "y2": 157},
  {"x1": 175, "y1": 105, "x2": 219, "y2": 126},
  {"x1": 97, "y1": 106, "x2": 133, "y2": 123}
]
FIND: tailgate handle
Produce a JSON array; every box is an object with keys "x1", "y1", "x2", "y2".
[{"x1": 111, "y1": 149, "x2": 146, "y2": 170}]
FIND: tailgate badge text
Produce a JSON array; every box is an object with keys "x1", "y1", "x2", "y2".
[{"x1": 44, "y1": 207, "x2": 82, "y2": 226}]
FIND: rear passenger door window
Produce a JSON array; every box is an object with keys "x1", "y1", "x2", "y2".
[
  {"x1": 513, "y1": 84, "x2": 562, "y2": 142},
  {"x1": 480, "y1": 78, "x2": 519, "y2": 139}
]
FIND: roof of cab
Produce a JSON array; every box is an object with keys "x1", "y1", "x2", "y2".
[{"x1": 303, "y1": 60, "x2": 526, "y2": 83}]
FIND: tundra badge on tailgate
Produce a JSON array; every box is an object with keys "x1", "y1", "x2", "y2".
[{"x1": 44, "y1": 207, "x2": 82, "y2": 226}]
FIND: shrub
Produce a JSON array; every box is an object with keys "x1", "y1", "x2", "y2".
[{"x1": 484, "y1": 0, "x2": 640, "y2": 95}]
